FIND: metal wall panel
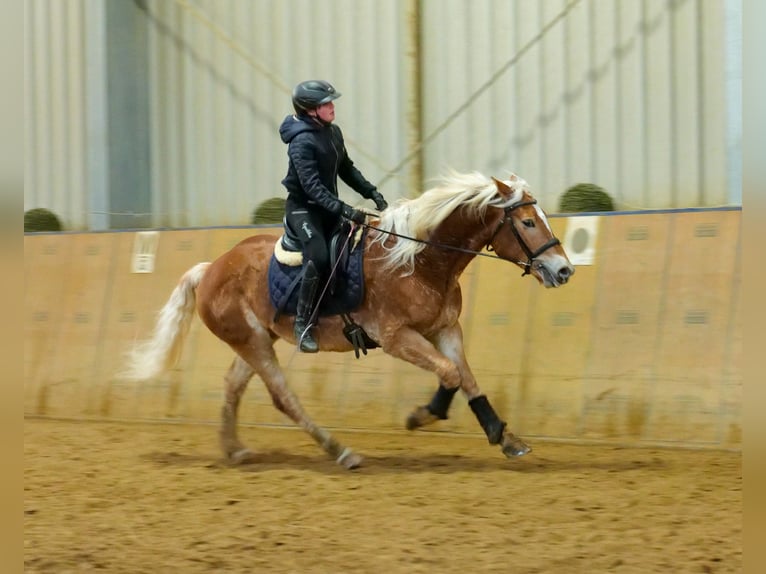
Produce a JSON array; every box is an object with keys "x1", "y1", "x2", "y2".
[
  {"x1": 616, "y1": 0, "x2": 647, "y2": 208},
  {"x1": 25, "y1": 0, "x2": 89, "y2": 230},
  {"x1": 418, "y1": 0, "x2": 734, "y2": 212},
  {"x1": 143, "y1": 0, "x2": 410, "y2": 227},
  {"x1": 564, "y1": 0, "x2": 592, "y2": 194},
  {"x1": 25, "y1": 0, "x2": 738, "y2": 230}
]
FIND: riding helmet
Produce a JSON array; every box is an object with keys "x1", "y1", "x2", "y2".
[{"x1": 292, "y1": 80, "x2": 342, "y2": 113}]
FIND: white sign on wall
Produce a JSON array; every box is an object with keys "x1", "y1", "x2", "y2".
[
  {"x1": 563, "y1": 216, "x2": 600, "y2": 266},
  {"x1": 131, "y1": 231, "x2": 160, "y2": 273}
]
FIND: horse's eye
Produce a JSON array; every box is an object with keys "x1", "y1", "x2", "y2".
[{"x1": 522, "y1": 219, "x2": 535, "y2": 228}]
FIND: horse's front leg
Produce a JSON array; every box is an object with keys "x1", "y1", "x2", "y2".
[
  {"x1": 405, "y1": 382, "x2": 459, "y2": 430},
  {"x1": 402, "y1": 324, "x2": 531, "y2": 457},
  {"x1": 400, "y1": 323, "x2": 471, "y2": 431},
  {"x1": 467, "y1": 394, "x2": 532, "y2": 457},
  {"x1": 440, "y1": 324, "x2": 531, "y2": 457}
]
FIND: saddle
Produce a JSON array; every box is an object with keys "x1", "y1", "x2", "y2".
[
  {"x1": 267, "y1": 218, "x2": 379, "y2": 357},
  {"x1": 275, "y1": 217, "x2": 357, "y2": 296}
]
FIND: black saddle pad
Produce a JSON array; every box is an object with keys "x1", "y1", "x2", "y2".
[{"x1": 267, "y1": 234, "x2": 366, "y2": 317}]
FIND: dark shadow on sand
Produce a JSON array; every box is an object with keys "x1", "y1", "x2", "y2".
[{"x1": 141, "y1": 447, "x2": 670, "y2": 475}]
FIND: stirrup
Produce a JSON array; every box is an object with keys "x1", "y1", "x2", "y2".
[
  {"x1": 299, "y1": 337, "x2": 318, "y2": 353},
  {"x1": 297, "y1": 325, "x2": 319, "y2": 353}
]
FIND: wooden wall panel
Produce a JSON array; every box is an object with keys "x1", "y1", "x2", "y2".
[
  {"x1": 512, "y1": 218, "x2": 599, "y2": 438},
  {"x1": 90, "y1": 232, "x2": 159, "y2": 420},
  {"x1": 24, "y1": 210, "x2": 742, "y2": 449},
  {"x1": 27, "y1": 235, "x2": 114, "y2": 417},
  {"x1": 25, "y1": 235, "x2": 75, "y2": 414},
  {"x1": 647, "y1": 210, "x2": 740, "y2": 445},
  {"x1": 579, "y1": 213, "x2": 672, "y2": 441}
]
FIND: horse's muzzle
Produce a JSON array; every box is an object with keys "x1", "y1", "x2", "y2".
[{"x1": 536, "y1": 260, "x2": 575, "y2": 287}]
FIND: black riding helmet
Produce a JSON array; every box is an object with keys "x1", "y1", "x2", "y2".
[{"x1": 292, "y1": 80, "x2": 342, "y2": 114}]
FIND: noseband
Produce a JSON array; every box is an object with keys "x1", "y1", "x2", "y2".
[{"x1": 486, "y1": 200, "x2": 561, "y2": 276}]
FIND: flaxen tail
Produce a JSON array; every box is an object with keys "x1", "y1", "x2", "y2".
[{"x1": 122, "y1": 262, "x2": 211, "y2": 381}]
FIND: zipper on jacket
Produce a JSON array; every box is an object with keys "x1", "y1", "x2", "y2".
[{"x1": 329, "y1": 131, "x2": 340, "y2": 195}]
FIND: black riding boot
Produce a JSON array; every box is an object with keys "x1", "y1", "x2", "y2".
[{"x1": 294, "y1": 261, "x2": 320, "y2": 353}]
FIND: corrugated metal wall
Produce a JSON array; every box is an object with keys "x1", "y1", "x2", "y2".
[
  {"x1": 25, "y1": 0, "x2": 738, "y2": 230},
  {"x1": 418, "y1": 0, "x2": 730, "y2": 210},
  {"x1": 25, "y1": 0, "x2": 89, "y2": 230},
  {"x1": 143, "y1": 0, "x2": 412, "y2": 227}
]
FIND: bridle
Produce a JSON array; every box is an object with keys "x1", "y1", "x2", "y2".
[
  {"x1": 485, "y1": 199, "x2": 561, "y2": 276},
  {"x1": 361, "y1": 197, "x2": 561, "y2": 275}
]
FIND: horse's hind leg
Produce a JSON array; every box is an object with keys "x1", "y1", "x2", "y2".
[
  {"x1": 230, "y1": 317, "x2": 363, "y2": 469},
  {"x1": 219, "y1": 356, "x2": 257, "y2": 463}
]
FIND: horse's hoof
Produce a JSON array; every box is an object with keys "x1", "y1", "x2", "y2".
[
  {"x1": 405, "y1": 406, "x2": 439, "y2": 430},
  {"x1": 501, "y1": 435, "x2": 532, "y2": 458},
  {"x1": 336, "y1": 448, "x2": 363, "y2": 470},
  {"x1": 228, "y1": 448, "x2": 258, "y2": 465}
]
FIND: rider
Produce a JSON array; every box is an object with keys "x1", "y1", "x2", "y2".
[{"x1": 280, "y1": 80, "x2": 389, "y2": 353}]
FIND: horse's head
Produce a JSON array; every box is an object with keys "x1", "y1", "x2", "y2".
[{"x1": 487, "y1": 176, "x2": 575, "y2": 287}]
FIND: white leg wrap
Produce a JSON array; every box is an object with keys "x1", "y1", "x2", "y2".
[{"x1": 336, "y1": 448, "x2": 354, "y2": 465}]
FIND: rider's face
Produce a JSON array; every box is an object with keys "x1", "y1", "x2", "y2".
[{"x1": 312, "y1": 101, "x2": 335, "y2": 123}]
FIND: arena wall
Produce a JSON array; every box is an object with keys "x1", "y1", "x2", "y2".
[{"x1": 24, "y1": 209, "x2": 741, "y2": 449}]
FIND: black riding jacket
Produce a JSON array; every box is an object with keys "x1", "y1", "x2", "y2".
[{"x1": 279, "y1": 114, "x2": 377, "y2": 215}]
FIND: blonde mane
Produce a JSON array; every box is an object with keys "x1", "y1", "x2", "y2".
[{"x1": 370, "y1": 170, "x2": 527, "y2": 274}]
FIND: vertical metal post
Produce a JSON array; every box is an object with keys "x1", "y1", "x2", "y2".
[
  {"x1": 405, "y1": 0, "x2": 423, "y2": 198},
  {"x1": 105, "y1": 0, "x2": 152, "y2": 229},
  {"x1": 85, "y1": 0, "x2": 109, "y2": 230},
  {"x1": 85, "y1": 0, "x2": 152, "y2": 230},
  {"x1": 724, "y1": 0, "x2": 742, "y2": 205}
]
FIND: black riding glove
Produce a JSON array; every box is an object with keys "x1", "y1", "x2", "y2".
[
  {"x1": 341, "y1": 204, "x2": 367, "y2": 225},
  {"x1": 370, "y1": 190, "x2": 389, "y2": 211}
]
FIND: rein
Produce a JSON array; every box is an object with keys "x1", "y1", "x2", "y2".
[
  {"x1": 360, "y1": 198, "x2": 560, "y2": 274},
  {"x1": 361, "y1": 223, "x2": 512, "y2": 261}
]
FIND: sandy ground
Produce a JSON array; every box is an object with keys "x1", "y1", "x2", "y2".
[{"x1": 24, "y1": 418, "x2": 741, "y2": 573}]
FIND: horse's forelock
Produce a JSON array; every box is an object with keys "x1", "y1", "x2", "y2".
[{"x1": 499, "y1": 173, "x2": 529, "y2": 206}]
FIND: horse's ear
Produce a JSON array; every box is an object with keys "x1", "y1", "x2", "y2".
[{"x1": 492, "y1": 176, "x2": 512, "y2": 198}]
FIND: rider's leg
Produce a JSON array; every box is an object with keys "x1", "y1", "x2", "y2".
[
  {"x1": 294, "y1": 260, "x2": 320, "y2": 352},
  {"x1": 285, "y1": 205, "x2": 331, "y2": 353}
]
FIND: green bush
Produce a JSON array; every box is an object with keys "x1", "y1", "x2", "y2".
[
  {"x1": 251, "y1": 197, "x2": 286, "y2": 224},
  {"x1": 24, "y1": 208, "x2": 63, "y2": 232},
  {"x1": 558, "y1": 183, "x2": 615, "y2": 213}
]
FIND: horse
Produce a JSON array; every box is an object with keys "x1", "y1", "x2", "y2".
[{"x1": 123, "y1": 171, "x2": 575, "y2": 469}]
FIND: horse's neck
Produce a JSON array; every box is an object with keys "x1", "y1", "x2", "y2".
[{"x1": 417, "y1": 210, "x2": 494, "y2": 279}]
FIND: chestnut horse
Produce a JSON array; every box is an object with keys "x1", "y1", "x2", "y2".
[{"x1": 124, "y1": 171, "x2": 574, "y2": 469}]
